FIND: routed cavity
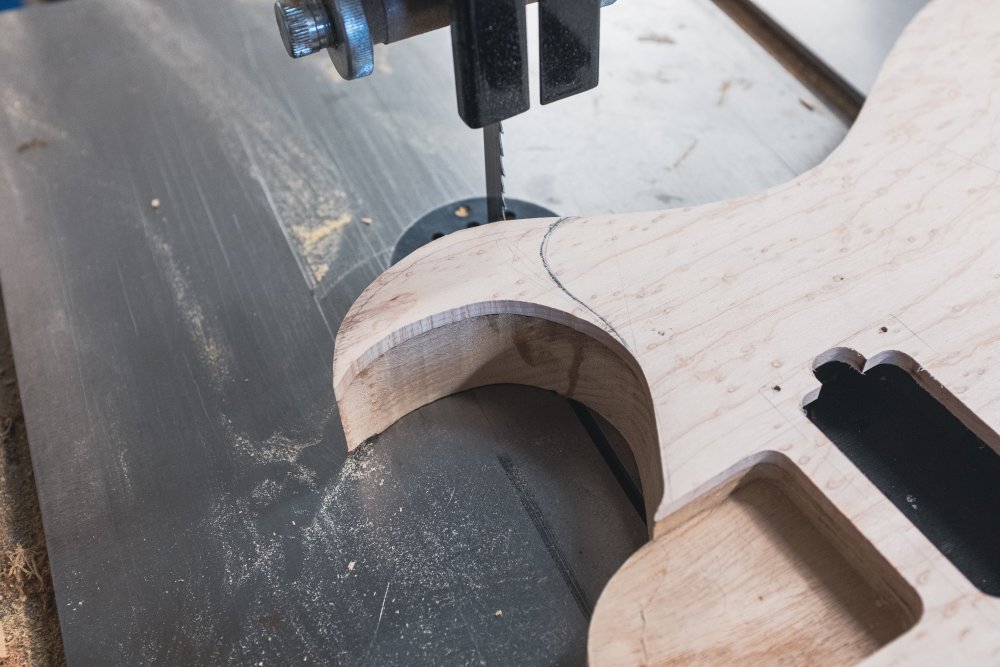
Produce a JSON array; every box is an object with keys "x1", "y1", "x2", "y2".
[{"x1": 806, "y1": 357, "x2": 1000, "y2": 596}]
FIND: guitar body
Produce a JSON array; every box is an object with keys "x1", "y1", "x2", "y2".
[{"x1": 333, "y1": 0, "x2": 1000, "y2": 662}]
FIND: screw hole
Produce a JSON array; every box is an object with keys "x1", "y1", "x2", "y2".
[
  {"x1": 879, "y1": 326, "x2": 888, "y2": 333},
  {"x1": 431, "y1": 232, "x2": 445, "y2": 240},
  {"x1": 465, "y1": 221, "x2": 481, "y2": 228}
]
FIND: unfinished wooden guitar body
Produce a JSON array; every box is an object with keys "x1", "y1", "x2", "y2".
[{"x1": 334, "y1": 0, "x2": 1000, "y2": 663}]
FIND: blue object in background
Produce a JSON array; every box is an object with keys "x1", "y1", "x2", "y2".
[{"x1": 0, "y1": 0, "x2": 23, "y2": 11}]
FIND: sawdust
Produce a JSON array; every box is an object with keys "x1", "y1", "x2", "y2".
[
  {"x1": 670, "y1": 139, "x2": 699, "y2": 170},
  {"x1": 291, "y1": 215, "x2": 352, "y2": 250},
  {"x1": 4, "y1": 546, "x2": 45, "y2": 591},
  {"x1": 290, "y1": 215, "x2": 353, "y2": 284},
  {"x1": 717, "y1": 78, "x2": 753, "y2": 106},
  {"x1": 14, "y1": 139, "x2": 46, "y2": 155},
  {"x1": 224, "y1": 424, "x2": 322, "y2": 488},
  {"x1": 638, "y1": 32, "x2": 675, "y2": 45},
  {"x1": 188, "y1": 405, "x2": 569, "y2": 661},
  {"x1": 717, "y1": 79, "x2": 732, "y2": 106},
  {"x1": 201, "y1": 427, "x2": 387, "y2": 595},
  {"x1": 120, "y1": 1, "x2": 361, "y2": 290},
  {"x1": 183, "y1": 418, "x2": 383, "y2": 660},
  {"x1": 335, "y1": 445, "x2": 385, "y2": 483},
  {"x1": 0, "y1": 305, "x2": 65, "y2": 666},
  {"x1": 142, "y1": 231, "x2": 233, "y2": 390}
]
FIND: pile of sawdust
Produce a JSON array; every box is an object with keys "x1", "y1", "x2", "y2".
[
  {"x1": 5, "y1": 543, "x2": 46, "y2": 591},
  {"x1": 0, "y1": 313, "x2": 64, "y2": 666}
]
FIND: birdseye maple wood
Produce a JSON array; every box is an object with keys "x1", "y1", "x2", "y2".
[{"x1": 333, "y1": 0, "x2": 1000, "y2": 663}]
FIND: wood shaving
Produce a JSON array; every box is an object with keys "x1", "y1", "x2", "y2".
[{"x1": 15, "y1": 139, "x2": 46, "y2": 155}]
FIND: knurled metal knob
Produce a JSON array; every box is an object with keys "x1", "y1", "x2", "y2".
[
  {"x1": 275, "y1": 1, "x2": 336, "y2": 59},
  {"x1": 274, "y1": 0, "x2": 374, "y2": 80}
]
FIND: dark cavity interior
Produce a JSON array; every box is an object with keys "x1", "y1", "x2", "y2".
[{"x1": 805, "y1": 356, "x2": 1000, "y2": 596}]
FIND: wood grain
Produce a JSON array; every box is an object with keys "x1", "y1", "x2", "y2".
[
  {"x1": 333, "y1": 0, "x2": 1000, "y2": 661},
  {"x1": 590, "y1": 460, "x2": 919, "y2": 666}
]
